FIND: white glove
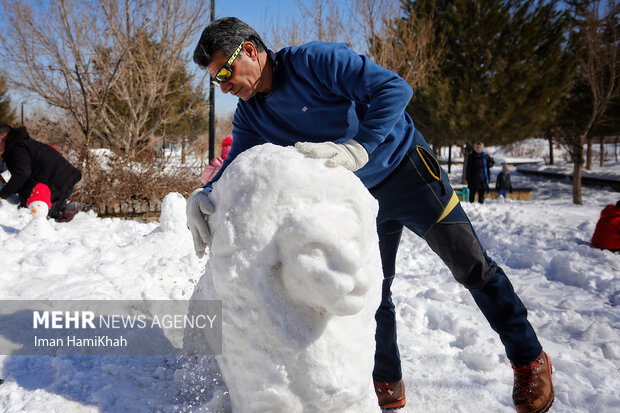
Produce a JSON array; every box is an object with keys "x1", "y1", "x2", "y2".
[
  {"x1": 294, "y1": 139, "x2": 369, "y2": 171},
  {"x1": 186, "y1": 188, "x2": 215, "y2": 258}
]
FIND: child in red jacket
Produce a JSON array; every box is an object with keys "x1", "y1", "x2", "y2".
[
  {"x1": 591, "y1": 200, "x2": 620, "y2": 251},
  {"x1": 199, "y1": 136, "x2": 233, "y2": 185}
]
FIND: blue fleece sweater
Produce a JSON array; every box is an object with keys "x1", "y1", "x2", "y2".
[{"x1": 206, "y1": 41, "x2": 417, "y2": 189}]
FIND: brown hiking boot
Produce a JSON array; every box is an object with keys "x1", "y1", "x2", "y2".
[
  {"x1": 373, "y1": 379, "x2": 406, "y2": 409},
  {"x1": 511, "y1": 351, "x2": 554, "y2": 413},
  {"x1": 55, "y1": 200, "x2": 82, "y2": 223}
]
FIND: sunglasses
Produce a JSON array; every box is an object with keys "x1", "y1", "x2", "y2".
[{"x1": 212, "y1": 42, "x2": 244, "y2": 86}]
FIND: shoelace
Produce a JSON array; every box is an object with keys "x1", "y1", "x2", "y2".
[
  {"x1": 513, "y1": 357, "x2": 543, "y2": 394},
  {"x1": 375, "y1": 381, "x2": 395, "y2": 396}
]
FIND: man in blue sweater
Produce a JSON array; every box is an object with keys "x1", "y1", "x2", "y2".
[{"x1": 187, "y1": 17, "x2": 553, "y2": 413}]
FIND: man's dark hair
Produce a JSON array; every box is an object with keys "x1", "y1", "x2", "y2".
[
  {"x1": 0, "y1": 123, "x2": 11, "y2": 135},
  {"x1": 193, "y1": 17, "x2": 267, "y2": 69}
]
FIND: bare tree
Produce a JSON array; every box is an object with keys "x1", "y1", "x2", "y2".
[
  {"x1": 0, "y1": 0, "x2": 209, "y2": 157},
  {"x1": 262, "y1": 7, "x2": 306, "y2": 50},
  {"x1": 565, "y1": 0, "x2": 619, "y2": 204},
  {"x1": 190, "y1": 110, "x2": 234, "y2": 168},
  {"x1": 586, "y1": 135, "x2": 594, "y2": 169},
  {"x1": 0, "y1": 0, "x2": 125, "y2": 149},
  {"x1": 355, "y1": 0, "x2": 442, "y2": 91},
  {"x1": 95, "y1": 0, "x2": 209, "y2": 156},
  {"x1": 295, "y1": 0, "x2": 354, "y2": 44},
  {"x1": 24, "y1": 114, "x2": 79, "y2": 148},
  {"x1": 265, "y1": 0, "x2": 441, "y2": 93},
  {"x1": 265, "y1": 0, "x2": 354, "y2": 49},
  {"x1": 0, "y1": 75, "x2": 16, "y2": 124},
  {"x1": 215, "y1": 111, "x2": 235, "y2": 144}
]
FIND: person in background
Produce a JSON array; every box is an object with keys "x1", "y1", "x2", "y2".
[
  {"x1": 220, "y1": 136, "x2": 232, "y2": 160},
  {"x1": 496, "y1": 164, "x2": 513, "y2": 198},
  {"x1": 200, "y1": 136, "x2": 233, "y2": 185},
  {"x1": 186, "y1": 17, "x2": 554, "y2": 413},
  {"x1": 0, "y1": 158, "x2": 8, "y2": 183},
  {"x1": 0, "y1": 123, "x2": 82, "y2": 222},
  {"x1": 466, "y1": 142, "x2": 494, "y2": 203},
  {"x1": 591, "y1": 200, "x2": 620, "y2": 251}
]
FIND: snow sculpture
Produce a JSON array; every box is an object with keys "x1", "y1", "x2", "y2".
[
  {"x1": 20, "y1": 183, "x2": 56, "y2": 239},
  {"x1": 160, "y1": 192, "x2": 188, "y2": 233},
  {"x1": 193, "y1": 143, "x2": 383, "y2": 412}
]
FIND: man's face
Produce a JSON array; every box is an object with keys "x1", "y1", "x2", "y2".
[
  {"x1": 208, "y1": 42, "x2": 265, "y2": 101},
  {"x1": 475, "y1": 144, "x2": 483, "y2": 153}
]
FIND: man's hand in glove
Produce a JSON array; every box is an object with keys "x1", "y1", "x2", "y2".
[
  {"x1": 187, "y1": 188, "x2": 215, "y2": 258},
  {"x1": 294, "y1": 139, "x2": 369, "y2": 171}
]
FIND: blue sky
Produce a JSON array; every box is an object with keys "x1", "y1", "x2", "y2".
[
  {"x1": 8, "y1": 1, "x2": 339, "y2": 120},
  {"x1": 8, "y1": 0, "x2": 303, "y2": 120},
  {"x1": 216, "y1": 0, "x2": 301, "y2": 32}
]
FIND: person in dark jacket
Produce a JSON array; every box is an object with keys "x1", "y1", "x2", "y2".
[
  {"x1": 496, "y1": 164, "x2": 513, "y2": 198},
  {"x1": 0, "y1": 123, "x2": 82, "y2": 221},
  {"x1": 466, "y1": 142, "x2": 494, "y2": 203}
]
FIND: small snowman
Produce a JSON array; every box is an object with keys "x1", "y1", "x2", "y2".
[
  {"x1": 20, "y1": 183, "x2": 56, "y2": 239},
  {"x1": 159, "y1": 192, "x2": 189, "y2": 233},
  {"x1": 148, "y1": 192, "x2": 192, "y2": 244}
]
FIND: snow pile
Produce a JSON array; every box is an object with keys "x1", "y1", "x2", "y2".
[
  {"x1": 0, "y1": 143, "x2": 619, "y2": 412},
  {"x1": 191, "y1": 144, "x2": 383, "y2": 412},
  {"x1": 159, "y1": 192, "x2": 188, "y2": 233},
  {"x1": 518, "y1": 160, "x2": 620, "y2": 183}
]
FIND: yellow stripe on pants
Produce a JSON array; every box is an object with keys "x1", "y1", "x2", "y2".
[{"x1": 436, "y1": 191, "x2": 460, "y2": 223}]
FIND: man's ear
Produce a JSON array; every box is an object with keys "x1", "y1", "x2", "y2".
[{"x1": 243, "y1": 42, "x2": 258, "y2": 61}]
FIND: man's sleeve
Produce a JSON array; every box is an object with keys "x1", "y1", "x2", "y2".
[
  {"x1": 292, "y1": 43, "x2": 413, "y2": 154},
  {"x1": 0, "y1": 144, "x2": 32, "y2": 199},
  {"x1": 203, "y1": 108, "x2": 267, "y2": 190}
]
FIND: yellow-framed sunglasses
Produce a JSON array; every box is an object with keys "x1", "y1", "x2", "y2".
[{"x1": 212, "y1": 42, "x2": 244, "y2": 86}]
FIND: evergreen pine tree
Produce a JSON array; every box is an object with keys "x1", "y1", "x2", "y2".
[
  {"x1": 0, "y1": 76, "x2": 17, "y2": 125},
  {"x1": 401, "y1": 0, "x2": 574, "y2": 152},
  {"x1": 92, "y1": 31, "x2": 208, "y2": 154}
]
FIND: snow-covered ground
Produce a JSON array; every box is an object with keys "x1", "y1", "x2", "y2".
[
  {"x1": 0, "y1": 143, "x2": 619, "y2": 412},
  {"x1": 517, "y1": 161, "x2": 620, "y2": 184}
]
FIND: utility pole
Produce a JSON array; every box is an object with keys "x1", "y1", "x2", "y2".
[
  {"x1": 21, "y1": 102, "x2": 24, "y2": 125},
  {"x1": 208, "y1": 0, "x2": 215, "y2": 163}
]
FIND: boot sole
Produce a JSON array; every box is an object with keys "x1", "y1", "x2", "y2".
[
  {"x1": 380, "y1": 398, "x2": 406, "y2": 410},
  {"x1": 534, "y1": 392, "x2": 554, "y2": 413},
  {"x1": 381, "y1": 407, "x2": 405, "y2": 412},
  {"x1": 518, "y1": 390, "x2": 554, "y2": 413}
]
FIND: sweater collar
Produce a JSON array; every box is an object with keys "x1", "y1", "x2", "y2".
[{"x1": 254, "y1": 49, "x2": 282, "y2": 101}]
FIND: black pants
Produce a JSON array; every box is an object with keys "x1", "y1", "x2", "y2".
[
  {"x1": 369, "y1": 131, "x2": 541, "y2": 382},
  {"x1": 48, "y1": 188, "x2": 74, "y2": 219},
  {"x1": 468, "y1": 187, "x2": 486, "y2": 204}
]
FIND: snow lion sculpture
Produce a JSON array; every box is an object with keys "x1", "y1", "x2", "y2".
[{"x1": 191, "y1": 143, "x2": 383, "y2": 412}]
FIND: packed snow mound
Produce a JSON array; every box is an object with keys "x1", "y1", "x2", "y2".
[
  {"x1": 159, "y1": 192, "x2": 188, "y2": 233},
  {"x1": 193, "y1": 143, "x2": 383, "y2": 412},
  {"x1": 1, "y1": 142, "x2": 620, "y2": 412}
]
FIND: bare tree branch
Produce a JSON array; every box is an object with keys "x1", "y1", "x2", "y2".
[{"x1": 0, "y1": 0, "x2": 209, "y2": 156}]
